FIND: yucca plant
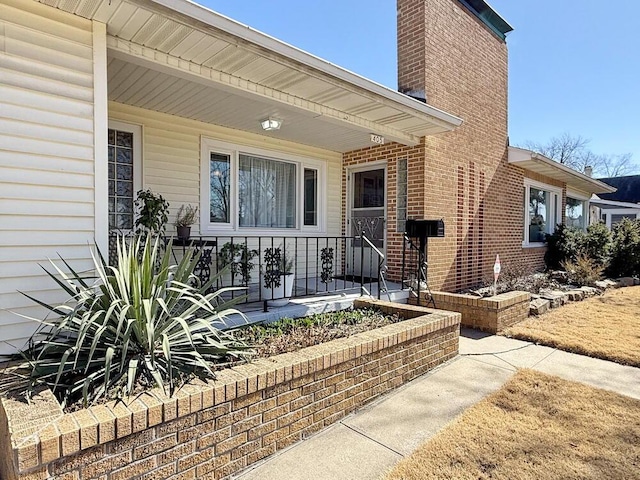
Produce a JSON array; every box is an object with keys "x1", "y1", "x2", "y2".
[{"x1": 5, "y1": 235, "x2": 252, "y2": 408}]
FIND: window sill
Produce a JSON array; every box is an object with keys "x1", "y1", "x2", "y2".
[
  {"x1": 522, "y1": 241, "x2": 547, "y2": 249},
  {"x1": 201, "y1": 226, "x2": 327, "y2": 237}
]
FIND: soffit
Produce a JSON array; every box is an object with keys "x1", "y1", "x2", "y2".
[
  {"x1": 508, "y1": 147, "x2": 617, "y2": 195},
  {"x1": 107, "y1": 56, "x2": 408, "y2": 151},
  {"x1": 38, "y1": 0, "x2": 463, "y2": 152},
  {"x1": 590, "y1": 199, "x2": 640, "y2": 210}
]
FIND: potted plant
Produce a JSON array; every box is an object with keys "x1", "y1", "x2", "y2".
[
  {"x1": 134, "y1": 189, "x2": 169, "y2": 237},
  {"x1": 261, "y1": 246, "x2": 295, "y2": 306},
  {"x1": 174, "y1": 204, "x2": 198, "y2": 240},
  {"x1": 217, "y1": 241, "x2": 258, "y2": 286}
]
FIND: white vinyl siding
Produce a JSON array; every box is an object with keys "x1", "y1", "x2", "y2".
[
  {"x1": 108, "y1": 102, "x2": 343, "y2": 237},
  {"x1": 0, "y1": 1, "x2": 97, "y2": 354}
]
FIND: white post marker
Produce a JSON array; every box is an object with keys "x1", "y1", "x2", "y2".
[{"x1": 493, "y1": 254, "x2": 501, "y2": 295}]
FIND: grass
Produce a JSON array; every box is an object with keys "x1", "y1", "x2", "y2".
[
  {"x1": 385, "y1": 369, "x2": 640, "y2": 480},
  {"x1": 504, "y1": 286, "x2": 640, "y2": 367}
]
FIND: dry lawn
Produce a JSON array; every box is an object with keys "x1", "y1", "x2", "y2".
[
  {"x1": 504, "y1": 286, "x2": 640, "y2": 367},
  {"x1": 385, "y1": 369, "x2": 640, "y2": 480}
]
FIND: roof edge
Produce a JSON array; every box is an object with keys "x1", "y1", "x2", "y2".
[
  {"x1": 147, "y1": 0, "x2": 463, "y2": 129},
  {"x1": 590, "y1": 198, "x2": 640, "y2": 208},
  {"x1": 458, "y1": 0, "x2": 513, "y2": 41},
  {"x1": 508, "y1": 147, "x2": 617, "y2": 194}
]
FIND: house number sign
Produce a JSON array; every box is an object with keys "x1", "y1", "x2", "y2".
[{"x1": 370, "y1": 134, "x2": 385, "y2": 145}]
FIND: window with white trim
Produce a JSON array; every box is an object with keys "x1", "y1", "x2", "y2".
[
  {"x1": 566, "y1": 196, "x2": 587, "y2": 230},
  {"x1": 107, "y1": 122, "x2": 141, "y2": 231},
  {"x1": 201, "y1": 138, "x2": 324, "y2": 233},
  {"x1": 524, "y1": 180, "x2": 561, "y2": 245},
  {"x1": 303, "y1": 168, "x2": 318, "y2": 227}
]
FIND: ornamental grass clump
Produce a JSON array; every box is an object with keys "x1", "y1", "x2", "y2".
[{"x1": 4, "y1": 236, "x2": 252, "y2": 408}]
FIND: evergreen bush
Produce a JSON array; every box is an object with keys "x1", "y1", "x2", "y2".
[{"x1": 607, "y1": 218, "x2": 640, "y2": 277}]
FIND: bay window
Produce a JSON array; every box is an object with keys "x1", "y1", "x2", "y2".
[
  {"x1": 524, "y1": 180, "x2": 561, "y2": 245},
  {"x1": 201, "y1": 138, "x2": 323, "y2": 233}
]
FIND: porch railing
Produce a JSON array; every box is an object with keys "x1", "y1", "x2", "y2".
[
  {"x1": 108, "y1": 232, "x2": 387, "y2": 307},
  {"x1": 401, "y1": 233, "x2": 435, "y2": 307}
]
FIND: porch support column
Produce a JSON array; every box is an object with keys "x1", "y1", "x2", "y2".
[{"x1": 93, "y1": 20, "x2": 109, "y2": 255}]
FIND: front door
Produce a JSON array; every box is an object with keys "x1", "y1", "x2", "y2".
[{"x1": 348, "y1": 166, "x2": 386, "y2": 278}]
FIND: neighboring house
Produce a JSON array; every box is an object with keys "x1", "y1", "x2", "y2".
[
  {"x1": 590, "y1": 175, "x2": 640, "y2": 228},
  {"x1": 0, "y1": 0, "x2": 615, "y2": 354},
  {"x1": 597, "y1": 175, "x2": 640, "y2": 203}
]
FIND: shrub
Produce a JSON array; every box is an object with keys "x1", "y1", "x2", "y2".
[
  {"x1": 544, "y1": 224, "x2": 585, "y2": 270},
  {"x1": 493, "y1": 260, "x2": 548, "y2": 294},
  {"x1": 607, "y1": 218, "x2": 640, "y2": 277},
  {"x1": 561, "y1": 255, "x2": 604, "y2": 286},
  {"x1": 5, "y1": 236, "x2": 251, "y2": 408},
  {"x1": 582, "y1": 222, "x2": 611, "y2": 266},
  {"x1": 545, "y1": 222, "x2": 612, "y2": 271}
]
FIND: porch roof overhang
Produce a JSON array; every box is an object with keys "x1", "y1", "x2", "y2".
[
  {"x1": 39, "y1": 0, "x2": 463, "y2": 153},
  {"x1": 590, "y1": 198, "x2": 640, "y2": 210},
  {"x1": 508, "y1": 147, "x2": 617, "y2": 195}
]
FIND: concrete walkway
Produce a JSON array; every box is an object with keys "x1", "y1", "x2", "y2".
[{"x1": 236, "y1": 329, "x2": 640, "y2": 480}]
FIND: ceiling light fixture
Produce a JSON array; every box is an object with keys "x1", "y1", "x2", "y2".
[{"x1": 261, "y1": 118, "x2": 282, "y2": 131}]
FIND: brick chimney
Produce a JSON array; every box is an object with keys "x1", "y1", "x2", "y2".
[
  {"x1": 397, "y1": 0, "x2": 427, "y2": 102},
  {"x1": 397, "y1": 0, "x2": 512, "y2": 116},
  {"x1": 395, "y1": 0, "x2": 518, "y2": 292}
]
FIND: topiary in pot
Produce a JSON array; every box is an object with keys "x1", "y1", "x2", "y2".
[
  {"x1": 261, "y1": 246, "x2": 295, "y2": 307},
  {"x1": 217, "y1": 242, "x2": 258, "y2": 285}
]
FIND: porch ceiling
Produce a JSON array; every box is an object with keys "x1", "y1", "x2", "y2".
[{"x1": 40, "y1": 0, "x2": 463, "y2": 152}]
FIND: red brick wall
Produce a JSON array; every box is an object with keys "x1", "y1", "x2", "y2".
[{"x1": 342, "y1": 0, "x2": 556, "y2": 291}]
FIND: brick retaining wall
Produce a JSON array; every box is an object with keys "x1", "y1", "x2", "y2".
[
  {"x1": 411, "y1": 290, "x2": 530, "y2": 333},
  {"x1": 0, "y1": 300, "x2": 460, "y2": 480}
]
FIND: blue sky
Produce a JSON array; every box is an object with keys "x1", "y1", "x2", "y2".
[{"x1": 202, "y1": 1, "x2": 639, "y2": 167}]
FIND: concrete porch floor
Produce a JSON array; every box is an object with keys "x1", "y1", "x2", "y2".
[
  {"x1": 234, "y1": 329, "x2": 640, "y2": 480},
  {"x1": 220, "y1": 281, "x2": 409, "y2": 329}
]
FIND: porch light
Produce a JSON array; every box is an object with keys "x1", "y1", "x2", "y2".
[{"x1": 261, "y1": 118, "x2": 282, "y2": 131}]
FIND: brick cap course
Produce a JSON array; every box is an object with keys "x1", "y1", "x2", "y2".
[
  {"x1": 1, "y1": 300, "x2": 460, "y2": 477},
  {"x1": 415, "y1": 291, "x2": 531, "y2": 334},
  {"x1": 430, "y1": 290, "x2": 531, "y2": 311}
]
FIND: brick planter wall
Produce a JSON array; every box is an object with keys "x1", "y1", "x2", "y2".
[
  {"x1": 0, "y1": 300, "x2": 460, "y2": 480},
  {"x1": 411, "y1": 290, "x2": 530, "y2": 334}
]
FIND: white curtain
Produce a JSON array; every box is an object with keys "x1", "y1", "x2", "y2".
[{"x1": 238, "y1": 154, "x2": 296, "y2": 228}]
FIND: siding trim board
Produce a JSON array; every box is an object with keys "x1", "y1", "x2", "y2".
[{"x1": 94, "y1": 20, "x2": 109, "y2": 256}]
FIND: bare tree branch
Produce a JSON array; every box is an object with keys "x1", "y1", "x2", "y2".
[
  {"x1": 597, "y1": 153, "x2": 635, "y2": 177},
  {"x1": 520, "y1": 133, "x2": 638, "y2": 177}
]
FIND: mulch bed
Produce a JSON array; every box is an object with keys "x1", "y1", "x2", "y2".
[{"x1": 234, "y1": 308, "x2": 402, "y2": 358}]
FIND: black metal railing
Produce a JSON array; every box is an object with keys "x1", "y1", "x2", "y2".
[
  {"x1": 108, "y1": 232, "x2": 388, "y2": 308},
  {"x1": 401, "y1": 233, "x2": 435, "y2": 307},
  {"x1": 361, "y1": 235, "x2": 388, "y2": 300}
]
